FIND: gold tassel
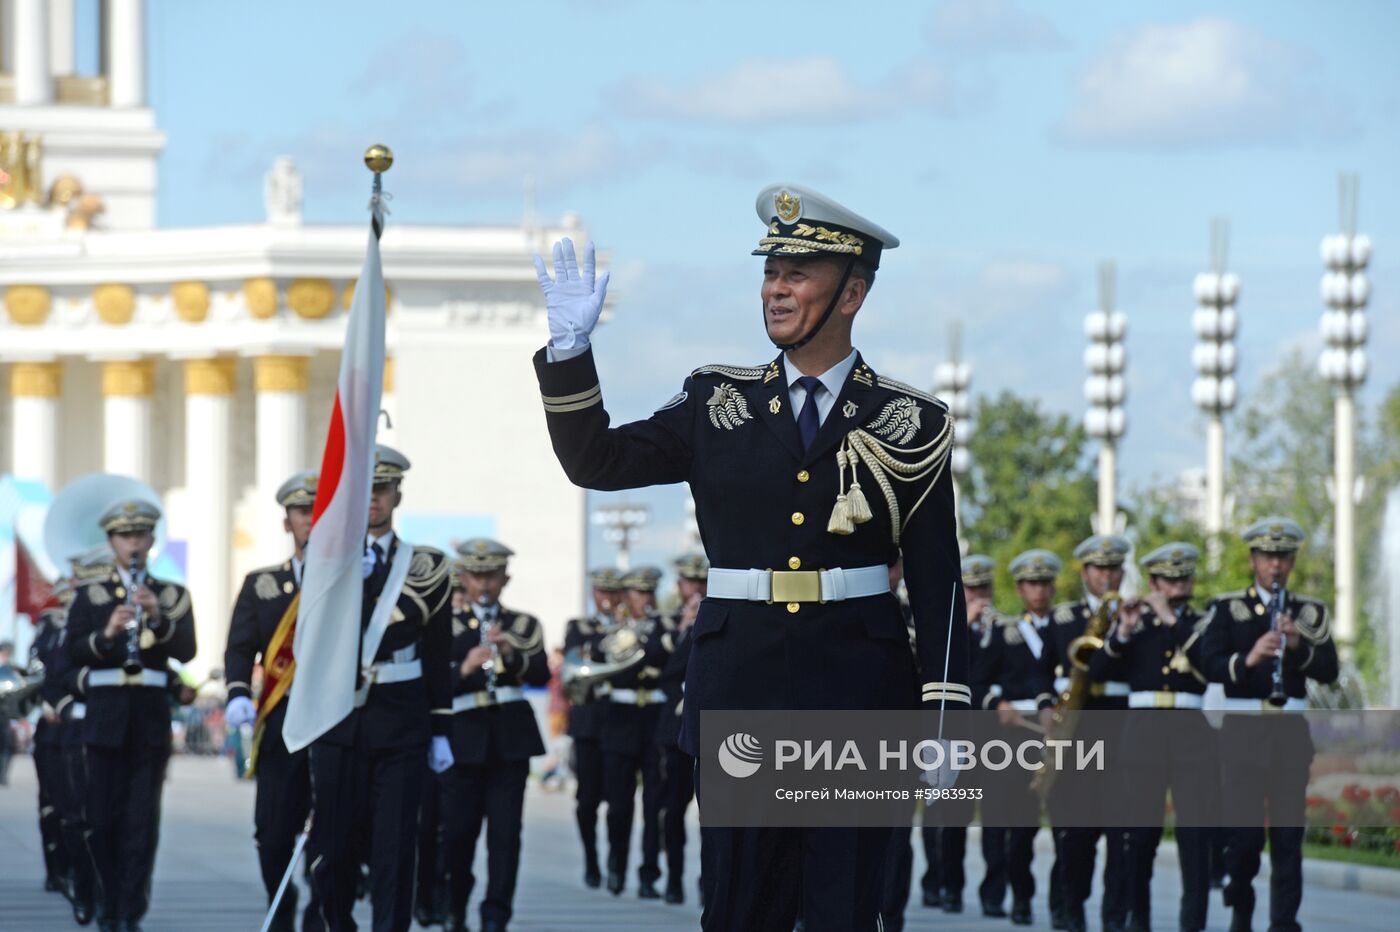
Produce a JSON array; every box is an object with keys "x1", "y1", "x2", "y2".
[
  {"x1": 828, "y1": 494, "x2": 854, "y2": 534},
  {"x1": 847, "y1": 481, "x2": 873, "y2": 524}
]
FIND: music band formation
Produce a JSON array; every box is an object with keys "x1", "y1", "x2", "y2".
[{"x1": 11, "y1": 182, "x2": 1340, "y2": 932}]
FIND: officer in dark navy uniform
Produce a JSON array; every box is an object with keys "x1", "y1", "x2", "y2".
[
  {"x1": 304, "y1": 445, "x2": 456, "y2": 932},
  {"x1": 64, "y1": 498, "x2": 196, "y2": 932},
  {"x1": 1089, "y1": 541, "x2": 1218, "y2": 932},
  {"x1": 223, "y1": 470, "x2": 316, "y2": 932},
  {"x1": 1200, "y1": 517, "x2": 1337, "y2": 932},
  {"x1": 415, "y1": 580, "x2": 465, "y2": 927},
  {"x1": 657, "y1": 553, "x2": 707, "y2": 906},
  {"x1": 975, "y1": 549, "x2": 1059, "y2": 926},
  {"x1": 1047, "y1": 533, "x2": 1132, "y2": 932},
  {"x1": 440, "y1": 538, "x2": 550, "y2": 932},
  {"x1": 29, "y1": 593, "x2": 71, "y2": 900},
  {"x1": 598, "y1": 566, "x2": 674, "y2": 899},
  {"x1": 563, "y1": 566, "x2": 624, "y2": 889},
  {"x1": 532, "y1": 183, "x2": 968, "y2": 932}
]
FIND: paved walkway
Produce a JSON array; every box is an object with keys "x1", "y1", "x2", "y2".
[{"x1": 0, "y1": 754, "x2": 1392, "y2": 930}]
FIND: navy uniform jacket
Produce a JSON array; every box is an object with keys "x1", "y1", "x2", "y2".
[
  {"x1": 973, "y1": 614, "x2": 1057, "y2": 711},
  {"x1": 1199, "y1": 587, "x2": 1338, "y2": 699},
  {"x1": 534, "y1": 347, "x2": 969, "y2": 756},
  {"x1": 965, "y1": 613, "x2": 997, "y2": 710},
  {"x1": 1088, "y1": 604, "x2": 1209, "y2": 695},
  {"x1": 318, "y1": 540, "x2": 454, "y2": 750},
  {"x1": 563, "y1": 614, "x2": 611, "y2": 740},
  {"x1": 30, "y1": 615, "x2": 64, "y2": 747},
  {"x1": 65, "y1": 570, "x2": 197, "y2": 749},
  {"x1": 597, "y1": 612, "x2": 676, "y2": 756},
  {"x1": 447, "y1": 603, "x2": 549, "y2": 765},
  {"x1": 224, "y1": 559, "x2": 299, "y2": 749},
  {"x1": 655, "y1": 623, "x2": 693, "y2": 749}
]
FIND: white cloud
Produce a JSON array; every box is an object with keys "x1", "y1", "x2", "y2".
[
  {"x1": 610, "y1": 56, "x2": 955, "y2": 125},
  {"x1": 1057, "y1": 17, "x2": 1356, "y2": 148},
  {"x1": 926, "y1": 0, "x2": 1067, "y2": 52}
]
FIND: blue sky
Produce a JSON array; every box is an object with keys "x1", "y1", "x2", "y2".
[{"x1": 137, "y1": 0, "x2": 1400, "y2": 576}]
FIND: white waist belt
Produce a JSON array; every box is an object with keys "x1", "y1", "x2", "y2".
[
  {"x1": 70, "y1": 703, "x2": 86, "y2": 719},
  {"x1": 706, "y1": 565, "x2": 889, "y2": 603},
  {"x1": 354, "y1": 658, "x2": 423, "y2": 707},
  {"x1": 609, "y1": 688, "x2": 664, "y2": 707},
  {"x1": 1008, "y1": 699, "x2": 1042, "y2": 713},
  {"x1": 452, "y1": 686, "x2": 525, "y2": 712},
  {"x1": 1129, "y1": 691, "x2": 1205, "y2": 710},
  {"x1": 1100, "y1": 681, "x2": 1130, "y2": 697},
  {"x1": 1223, "y1": 697, "x2": 1308, "y2": 712},
  {"x1": 88, "y1": 669, "x2": 168, "y2": 688}
]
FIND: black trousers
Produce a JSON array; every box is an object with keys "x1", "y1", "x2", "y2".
[
  {"x1": 700, "y1": 825, "x2": 892, "y2": 932},
  {"x1": 59, "y1": 743, "x2": 96, "y2": 908},
  {"x1": 254, "y1": 733, "x2": 311, "y2": 907},
  {"x1": 414, "y1": 770, "x2": 448, "y2": 915},
  {"x1": 307, "y1": 741, "x2": 425, "y2": 932},
  {"x1": 603, "y1": 743, "x2": 661, "y2": 883},
  {"x1": 441, "y1": 757, "x2": 530, "y2": 927},
  {"x1": 658, "y1": 743, "x2": 694, "y2": 885},
  {"x1": 979, "y1": 827, "x2": 1007, "y2": 907},
  {"x1": 85, "y1": 741, "x2": 170, "y2": 923},
  {"x1": 878, "y1": 825, "x2": 913, "y2": 929},
  {"x1": 33, "y1": 742, "x2": 69, "y2": 886},
  {"x1": 1060, "y1": 826, "x2": 1131, "y2": 923},
  {"x1": 573, "y1": 736, "x2": 605, "y2": 868}
]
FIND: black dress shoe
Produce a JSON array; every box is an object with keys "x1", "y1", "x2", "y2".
[
  {"x1": 1065, "y1": 910, "x2": 1088, "y2": 932},
  {"x1": 96, "y1": 920, "x2": 119, "y2": 932},
  {"x1": 922, "y1": 889, "x2": 942, "y2": 908},
  {"x1": 445, "y1": 920, "x2": 469, "y2": 932},
  {"x1": 72, "y1": 897, "x2": 95, "y2": 926},
  {"x1": 122, "y1": 922, "x2": 143, "y2": 932},
  {"x1": 414, "y1": 900, "x2": 436, "y2": 926},
  {"x1": 638, "y1": 880, "x2": 661, "y2": 899},
  {"x1": 981, "y1": 899, "x2": 1007, "y2": 918},
  {"x1": 480, "y1": 920, "x2": 506, "y2": 932},
  {"x1": 584, "y1": 862, "x2": 601, "y2": 888},
  {"x1": 1011, "y1": 899, "x2": 1032, "y2": 925},
  {"x1": 1051, "y1": 906, "x2": 1069, "y2": 930},
  {"x1": 942, "y1": 892, "x2": 962, "y2": 914},
  {"x1": 1126, "y1": 920, "x2": 1150, "y2": 932},
  {"x1": 1228, "y1": 910, "x2": 1252, "y2": 932},
  {"x1": 665, "y1": 879, "x2": 684, "y2": 904},
  {"x1": 607, "y1": 870, "x2": 624, "y2": 895}
]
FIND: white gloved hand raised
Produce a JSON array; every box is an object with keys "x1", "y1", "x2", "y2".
[
  {"x1": 429, "y1": 735, "x2": 455, "y2": 774},
  {"x1": 918, "y1": 738, "x2": 961, "y2": 792},
  {"x1": 226, "y1": 695, "x2": 256, "y2": 729},
  {"x1": 532, "y1": 237, "x2": 610, "y2": 351}
]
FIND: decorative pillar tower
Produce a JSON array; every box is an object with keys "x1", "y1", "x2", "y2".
[
  {"x1": 1084, "y1": 261, "x2": 1127, "y2": 535},
  {"x1": 1191, "y1": 219, "x2": 1239, "y2": 569}
]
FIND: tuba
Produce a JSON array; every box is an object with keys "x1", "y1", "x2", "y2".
[
  {"x1": 561, "y1": 625, "x2": 647, "y2": 705},
  {"x1": 0, "y1": 660, "x2": 45, "y2": 721},
  {"x1": 44, "y1": 472, "x2": 167, "y2": 572}
]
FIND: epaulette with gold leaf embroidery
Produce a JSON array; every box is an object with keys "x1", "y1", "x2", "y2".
[
  {"x1": 998, "y1": 616, "x2": 1026, "y2": 646},
  {"x1": 876, "y1": 376, "x2": 949, "y2": 411},
  {"x1": 1053, "y1": 604, "x2": 1078, "y2": 625},
  {"x1": 690, "y1": 363, "x2": 767, "y2": 381}
]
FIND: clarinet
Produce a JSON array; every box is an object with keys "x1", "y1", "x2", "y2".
[
  {"x1": 122, "y1": 561, "x2": 147, "y2": 676},
  {"x1": 1267, "y1": 581, "x2": 1288, "y2": 708},
  {"x1": 479, "y1": 605, "x2": 499, "y2": 699}
]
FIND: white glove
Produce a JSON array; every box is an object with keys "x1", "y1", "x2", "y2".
[
  {"x1": 532, "y1": 237, "x2": 610, "y2": 351},
  {"x1": 226, "y1": 696, "x2": 256, "y2": 728},
  {"x1": 429, "y1": 735, "x2": 454, "y2": 774},
  {"x1": 918, "y1": 738, "x2": 961, "y2": 792},
  {"x1": 361, "y1": 548, "x2": 376, "y2": 580}
]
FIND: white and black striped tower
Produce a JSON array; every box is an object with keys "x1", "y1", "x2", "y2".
[
  {"x1": 1084, "y1": 261, "x2": 1127, "y2": 534},
  {"x1": 1191, "y1": 219, "x2": 1240, "y2": 570},
  {"x1": 934, "y1": 320, "x2": 973, "y2": 526},
  {"x1": 1318, "y1": 173, "x2": 1371, "y2": 653}
]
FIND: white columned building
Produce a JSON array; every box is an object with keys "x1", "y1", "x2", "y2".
[{"x1": 0, "y1": 0, "x2": 592, "y2": 674}]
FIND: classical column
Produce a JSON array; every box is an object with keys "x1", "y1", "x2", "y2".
[
  {"x1": 184, "y1": 357, "x2": 234, "y2": 678},
  {"x1": 49, "y1": 0, "x2": 74, "y2": 76},
  {"x1": 105, "y1": 0, "x2": 145, "y2": 107},
  {"x1": 101, "y1": 359, "x2": 153, "y2": 482},
  {"x1": 10, "y1": 361, "x2": 62, "y2": 488},
  {"x1": 253, "y1": 354, "x2": 308, "y2": 564},
  {"x1": 13, "y1": 0, "x2": 51, "y2": 105}
]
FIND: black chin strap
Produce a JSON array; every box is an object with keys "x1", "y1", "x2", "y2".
[{"x1": 770, "y1": 256, "x2": 857, "y2": 352}]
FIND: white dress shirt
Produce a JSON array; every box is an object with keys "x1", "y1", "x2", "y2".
[{"x1": 783, "y1": 348, "x2": 858, "y2": 427}]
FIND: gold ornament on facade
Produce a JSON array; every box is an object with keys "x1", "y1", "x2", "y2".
[
  {"x1": 244, "y1": 278, "x2": 279, "y2": 319},
  {"x1": 101, "y1": 360, "x2": 156, "y2": 398},
  {"x1": 94, "y1": 284, "x2": 136, "y2": 325},
  {"x1": 287, "y1": 278, "x2": 336, "y2": 319},
  {"x1": 253, "y1": 355, "x2": 309, "y2": 393},
  {"x1": 66, "y1": 193, "x2": 105, "y2": 230},
  {"x1": 383, "y1": 356, "x2": 395, "y2": 393},
  {"x1": 4, "y1": 285, "x2": 52, "y2": 326},
  {"x1": 10, "y1": 362, "x2": 62, "y2": 398},
  {"x1": 171, "y1": 282, "x2": 211, "y2": 322},
  {"x1": 341, "y1": 279, "x2": 393, "y2": 313},
  {"x1": 184, "y1": 357, "x2": 237, "y2": 396},
  {"x1": 47, "y1": 174, "x2": 83, "y2": 208}
]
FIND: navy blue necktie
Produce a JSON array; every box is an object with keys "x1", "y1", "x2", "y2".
[{"x1": 795, "y1": 376, "x2": 823, "y2": 452}]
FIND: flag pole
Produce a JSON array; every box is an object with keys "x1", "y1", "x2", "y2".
[{"x1": 364, "y1": 143, "x2": 393, "y2": 240}]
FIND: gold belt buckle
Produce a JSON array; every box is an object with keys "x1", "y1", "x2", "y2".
[
  {"x1": 770, "y1": 570, "x2": 822, "y2": 604},
  {"x1": 1089, "y1": 682, "x2": 1106, "y2": 697},
  {"x1": 1155, "y1": 691, "x2": 1174, "y2": 709},
  {"x1": 636, "y1": 689, "x2": 655, "y2": 707}
]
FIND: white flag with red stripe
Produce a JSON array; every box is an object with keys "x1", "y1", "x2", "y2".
[{"x1": 282, "y1": 213, "x2": 387, "y2": 753}]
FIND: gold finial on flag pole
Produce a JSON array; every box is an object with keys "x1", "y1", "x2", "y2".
[
  {"x1": 364, "y1": 144, "x2": 394, "y2": 174},
  {"x1": 363, "y1": 145, "x2": 393, "y2": 239}
]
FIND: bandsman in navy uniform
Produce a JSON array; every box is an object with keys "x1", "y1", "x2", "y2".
[
  {"x1": 223, "y1": 470, "x2": 316, "y2": 932},
  {"x1": 1089, "y1": 542, "x2": 1219, "y2": 932},
  {"x1": 29, "y1": 586, "x2": 71, "y2": 902},
  {"x1": 440, "y1": 538, "x2": 550, "y2": 932},
  {"x1": 414, "y1": 580, "x2": 465, "y2": 927},
  {"x1": 1046, "y1": 533, "x2": 1132, "y2": 932},
  {"x1": 562, "y1": 566, "x2": 624, "y2": 889},
  {"x1": 598, "y1": 566, "x2": 674, "y2": 898},
  {"x1": 657, "y1": 553, "x2": 707, "y2": 905},
  {"x1": 1200, "y1": 518, "x2": 1337, "y2": 932},
  {"x1": 64, "y1": 498, "x2": 196, "y2": 932},
  {"x1": 975, "y1": 549, "x2": 1060, "y2": 926},
  {"x1": 532, "y1": 183, "x2": 968, "y2": 931},
  {"x1": 304, "y1": 445, "x2": 455, "y2": 932}
]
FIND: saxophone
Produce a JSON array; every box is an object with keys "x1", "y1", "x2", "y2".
[{"x1": 1032, "y1": 590, "x2": 1121, "y2": 798}]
